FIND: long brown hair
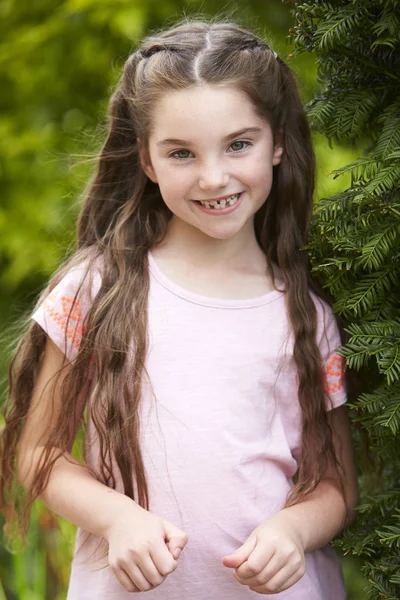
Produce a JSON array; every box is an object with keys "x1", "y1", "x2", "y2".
[{"x1": 1, "y1": 18, "x2": 341, "y2": 539}]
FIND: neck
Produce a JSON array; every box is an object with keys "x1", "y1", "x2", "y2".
[{"x1": 154, "y1": 216, "x2": 267, "y2": 274}]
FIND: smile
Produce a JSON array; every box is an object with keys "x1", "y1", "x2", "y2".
[{"x1": 194, "y1": 193, "x2": 241, "y2": 210}]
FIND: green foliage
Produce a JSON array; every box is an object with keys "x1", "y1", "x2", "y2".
[
  {"x1": 292, "y1": 0, "x2": 400, "y2": 597},
  {"x1": 0, "y1": 503, "x2": 74, "y2": 600}
]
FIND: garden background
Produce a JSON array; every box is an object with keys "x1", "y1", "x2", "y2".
[{"x1": 0, "y1": 0, "x2": 379, "y2": 598}]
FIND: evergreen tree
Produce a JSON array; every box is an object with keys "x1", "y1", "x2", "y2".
[{"x1": 291, "y1": 1, "x2": 400, "y2": 598}]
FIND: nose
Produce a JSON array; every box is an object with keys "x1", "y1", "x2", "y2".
[{"x1": 198, "y1": 161, "x2": 229, "y2": 191}]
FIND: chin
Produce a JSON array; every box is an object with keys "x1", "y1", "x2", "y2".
[{"x1": 201, "y1": 228, "x2": 243, "y2": 240}]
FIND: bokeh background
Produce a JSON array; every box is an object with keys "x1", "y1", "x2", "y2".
[{"x1": 0, "y1": 0, "x2": 367, "y2": 598}]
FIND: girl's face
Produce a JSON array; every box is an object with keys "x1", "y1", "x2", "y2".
[{"x1": 140, "y1": 84, "x2": 283, "y2": 243}]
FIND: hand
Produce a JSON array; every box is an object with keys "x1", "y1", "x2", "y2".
[
  {"x1": 105, "y1": 502, "x2": 188, "y2": 593},
  {"x1": 222, "y1": 513, "x2": 305, "y2": 594}
]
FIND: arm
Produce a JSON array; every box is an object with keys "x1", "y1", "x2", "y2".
[
  {"x1": 17, "y1": 338, "x2": 136, "y2": 538},
  {"x1": 269, "y1": 404, "x2": 359, "y2": 552},
  {"x1": 222, "y1": 405, "x2": 359, "y2": 593},
  {"x1": 17, "y1": 338, "x2": 187, "y2": 592}
]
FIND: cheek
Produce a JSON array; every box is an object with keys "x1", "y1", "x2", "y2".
[
  {"x1": 156, "y1": 182, "x2": 185, "y2": 211},
  {"x1": 253, "y1": 156, "x2": 274, "y2": 184},
  {"x1": 240, "y1": 162, "x2": 271, "y2": 189},
  {"x1": 158, "y1": 180, "x2": 182, "y2": 200},
  {"x1": 158, "y1": 167, "x2": 192, "y2": 197},
  {"x1": 240, "y1": 152, "x2": 271, "y2": 178}
]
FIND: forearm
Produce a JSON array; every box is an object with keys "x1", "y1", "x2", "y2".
[
  {"x1": 19, "y1": 449, "x2": 141, "y2": 538},
  {"x1": 274, "y1": 406, "x2": 359, "y2": 554},
  {"x1": 273, "y1": 479, "x2": 349, "y2": 553}
]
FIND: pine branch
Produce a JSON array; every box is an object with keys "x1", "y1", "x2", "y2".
[{"x1": 374, "y1": 109, "x2": 400, "y2": 158}]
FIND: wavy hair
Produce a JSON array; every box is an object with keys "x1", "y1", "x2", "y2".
[{"x1": 1, "y1": 18, "x2": 342, "y2": 539}]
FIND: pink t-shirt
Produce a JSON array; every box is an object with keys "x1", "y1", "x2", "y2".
[{"x1": 32, "y1": 253, "x2": 347, "y2": 600}]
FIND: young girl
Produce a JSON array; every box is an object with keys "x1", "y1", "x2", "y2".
[{"x1": 1, "y1": 18, "x2": 358, "y2": 600}]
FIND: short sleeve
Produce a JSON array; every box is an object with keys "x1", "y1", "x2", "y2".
[
  {"x1": 32, "y1": 263, "x2": 102, "y2": 361},
  {"x1": 316, "y1": 300, "x2": 347, "y2": 410}
]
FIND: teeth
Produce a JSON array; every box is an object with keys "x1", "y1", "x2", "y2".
[{"x1": 199, "y1": 193, "x2": 240, "y2": 209}]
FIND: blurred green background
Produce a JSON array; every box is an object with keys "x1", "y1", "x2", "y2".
[{"x1": 0, "y1": 0, "x2": 366, "y2": 598}]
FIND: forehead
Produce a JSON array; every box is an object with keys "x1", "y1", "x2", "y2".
[{"x1": 149, "y1": 84, "x2": 267, "y2": 142}]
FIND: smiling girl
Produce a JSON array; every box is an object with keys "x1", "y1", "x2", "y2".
[{"x1": 1, "y1": 19, "x2": 358, "y2": 600}]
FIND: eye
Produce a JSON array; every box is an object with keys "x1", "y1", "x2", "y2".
[
  {"x1": 230, "y1": 140, "x2": 251, "y2": 152},
  {"x1": 170, "y1": 149, "x2": 193, "y2": 160}
]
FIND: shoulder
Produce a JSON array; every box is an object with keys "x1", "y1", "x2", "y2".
[
  {"x1": 31, "y1": 253, "x2": 104, "y2": 360},
  {"x1": 309, "y1": 292, "x2": 342, "y2": 353},
  {"x1": 49, "y1": 254, "x2": 104, "y2": 298},
  {"x1": 309, "y1": 292, "x2": 347, "y2": 407}
]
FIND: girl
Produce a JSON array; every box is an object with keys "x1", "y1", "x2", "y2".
[{"x1": 1, "y1": 18, "x2": 358, "y2": 600}]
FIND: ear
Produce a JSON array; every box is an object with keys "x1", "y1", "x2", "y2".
[
  {"x1": 272, "y1": 139, "x2": 284, "y2": 166},
  {"x1": 138, "y1": 138, "x2": 158, "y2": 183}
]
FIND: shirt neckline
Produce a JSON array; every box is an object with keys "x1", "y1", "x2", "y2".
[{"x1": 148, "y1": 252, "x2": 285, "y2": 309}]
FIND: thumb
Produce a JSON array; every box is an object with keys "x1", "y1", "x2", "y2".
[
  {"x1": 222, "y1": 536, "x2": 256, "y2": 569},
  {"x1": 163, "y1": 520, "x2": 188, "y2": 560}
]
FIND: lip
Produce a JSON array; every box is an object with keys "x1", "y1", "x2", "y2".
[{"x1": 192, "y1": 192, "x2": 243, "y2": 216}]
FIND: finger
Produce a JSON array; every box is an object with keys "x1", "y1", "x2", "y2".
[
  {"x1": 163, "y1": 521, "x2": 188, "y2": 559},
  {"x1": 235, "y1": 550, "x2": 281, "y2": 584},
  {"x1": 234, "y1": 545, "x2": 275, "y2": 579},
  {"x1": 222, "y1": 536, "x2": 256, "y2": 569},
  {"x1": 123, "y1": 563, "x2": 153, "y2": 592},
  {"x1": 151, "y1": 543, "x2": 178, "y2": 576},
  {"x1": 167, "y1": 540, "x2": 182, "y2": 559},
  {"x1": 112, "y1": 566, "x2": 140, "y2": 593},
  {"x1": 167, "y1": 536, "x2": 188, "y2": 557},
  {"x1": 275, "y1": 566, "x2": 305, "y2": 593},
  {"x1": 137, "y1": 554, "x2": 167, "y2": 588},
  {"x1": 250, "y1": 564, "x2": 305, "y2": 594},
  {"x1": 264, "y1": 563, "x2": 305, "y2": 593}
]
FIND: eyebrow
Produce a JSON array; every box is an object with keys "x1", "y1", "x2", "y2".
[{"x1": 156, "y1": 127, "x2": 263, "y2": 147}]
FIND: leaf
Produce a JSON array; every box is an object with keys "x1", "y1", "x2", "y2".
[
  {"x1": 314, "y1": 9, "x2": 365, "y2": 50},
  {"x1": 364, "y1": 165, "x2": 400, "y2": 196},
  {"x1": 337, "y1": 270, "x2": 398, "y2": 317},
  {"x1": 331, "y1": 158, "x2": 382, "y2": 183},
  {"x1": 325, "y1": 92, "x2": 380, "y2": 141},
  {"x1": 359, "y1": 221, "x2": 400, "y2": 270},
  {"x1": 374, "y1": 110, "x2": 400, "y2": 158}
]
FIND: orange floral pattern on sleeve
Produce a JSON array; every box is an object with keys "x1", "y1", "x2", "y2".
[
  {"x1": 44, "y1": 290, "x2": 83, "y2": 349},
  {"x1": 324, "y1": 354, "x2": 345, "y2": 394}
]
